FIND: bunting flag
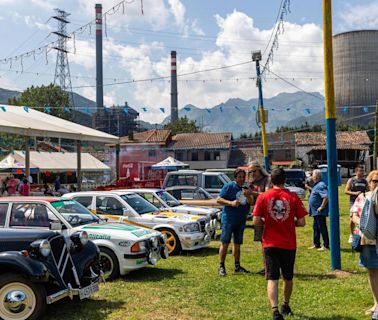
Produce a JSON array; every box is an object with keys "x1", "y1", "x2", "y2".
[
  {"x1": 363, "y1": 106, "x2": 369, "y2": 113},
  {"x1": 104, "y1": 107, "x2": 110, "y2": 113},
  {"x1": 219, "y1": 106, "x2": 223, "y2": 113},
  {"x1": 64, "y1": 105, "x2": 71, "y2": 113},
  {"x1": 44, "y1": 104, "x2": 52, "y2": 113},
  {"x1": 184, "y1": 106, "x2": 191, "y2": 112},
  {"x1": 123, "y1": 107, "x2": 129, "y2": 114},
  {"x1": 84, "y1": 106, "x2": 90, "y2": 113},
  {"x1": 234, "y1": 106, "x2": 240, "y2": 111},
  {"x1": 286, "y1": 108, "x2": 291, "y2": 111},
  {"x1": 0, "y1": 106, "x2": 6, "y2": 112},
  {"x1": 252, "y1": 106, "x2": 256, "y2": 111},
  {"x1": 206, "y1": 109, "x2": 211, "y2": 114},
  {"x1": 142, "y1": 107, "x2": 148, "y2": 112},
  {"x1": 342, "y1": 106, "x2": 348, "y2": 113},
  {"x1": 160, "y1": 107, "x2": 165, "y2": 113},
  {"x1": 271, "y1": 108, "x2": 275, "y2": 111},
  {"x1": 305, "y1": 108, "x2": 311, "y2": 114},
  {"x1": 23, "y1": 106, "x2": 29, "y2": 113}
]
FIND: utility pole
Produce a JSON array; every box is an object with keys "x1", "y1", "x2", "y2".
[
  {"x1": 373, "y1": 99, "x2": 378, "y2": 169},
  {"x1": 252, "y1": 51, "x2": 270, "y2": 171},
  {"x1": 323, "y1": 0, "x2": 341, "y2": 270},
  {"x1": 52, "y1": 9, "x2": 75, "y2": 110}
]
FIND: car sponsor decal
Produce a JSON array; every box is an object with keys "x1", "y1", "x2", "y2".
[
  {"x1": 82, "y1": 223, "x2": 144, "y2": 232},
  {"x1": 148, "y1": 211, "x2": 200, "y2": 221},
  {"x1": 136, "y1": 258, "x2": 146, "y2": 265},
  {"x1": 88, "y1": 233, "x2": 111, "y2": 240}
]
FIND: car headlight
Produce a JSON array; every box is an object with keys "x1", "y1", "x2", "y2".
[
  {"x1": 183, "y1": 222, "x2": 200, "y2": 233},
  {"x1": 39, "y1": 240, "x2": 51, "y2": 257},
  {"x1": 79, "y1": 231, "x2": 89, "y2": 246},
  {"x1": 217, "y1": 211, "x2": 222, "y2": 220}
]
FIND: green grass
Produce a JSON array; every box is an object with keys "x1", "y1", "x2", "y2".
[{"x1": 43, "y1": 186, "x2": 371, "y2": 320}]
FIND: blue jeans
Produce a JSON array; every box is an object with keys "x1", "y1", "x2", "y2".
[{"x1": 313, "y1": 215, "x2": 329, "y2": 248}]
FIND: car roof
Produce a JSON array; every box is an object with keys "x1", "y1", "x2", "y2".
[
  {"x1": 165, "y1": 186, "x2": 201, "y2": 190},
  {"x1": 126, "y1": 188, "x2": 162, "y2": 193},
  {"x1": 0, "y1": 197, "x2": 63, "y2": 203},
  {"x1": 65, "y1": 191, "x2": 128, "y2": 196}
]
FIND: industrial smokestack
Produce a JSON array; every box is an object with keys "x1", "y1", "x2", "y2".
[
  {"x1": 170, "y1": 51, "x2": 178, "y2": 123},
  {"x1": 95, "y1": 4, "x2": 103, "y2": 111}
]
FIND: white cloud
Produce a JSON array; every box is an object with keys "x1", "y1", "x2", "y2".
[
  {"x1": 339, "y1": 2, "x2": 378, "y2": 29},
  {"x1": 24, "y1": 15, "x2": 52, "y2": 31},
  {"x1": 67, "y1": 39, "x2": 96, "y2": 70},
  {"x1": 168, "y1": 0, "x2": 185, "y2": 27},
  {"x1": 0, "y1": 0, "x2": 58, "y2": 11}
]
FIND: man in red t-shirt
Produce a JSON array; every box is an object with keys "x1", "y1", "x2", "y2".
[{"x1": 253, "y1": 168, "x2": 307, "y2": 320}]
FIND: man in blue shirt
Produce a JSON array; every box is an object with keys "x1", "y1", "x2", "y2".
[
  {"x1": 308, "y1": 169, "x2": 329, "y2": 251},
  {"x1": 217, "y1": 169, "x2": 254, "y2": 276}
]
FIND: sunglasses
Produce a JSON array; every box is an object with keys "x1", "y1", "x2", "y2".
[
  {"x1": 249, "y1": 169, "x2": 258, "y2": 173},
  {"x1": 372, "y1": 180, "x2": 378, "y2": 183}
]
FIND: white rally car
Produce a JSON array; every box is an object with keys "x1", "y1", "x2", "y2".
[
  {"x1": 0, "y1": 197, "x2": 168, "y2": 280},
  {"x1": 63, "y1": 191, "x2": 216, "y2": 255}
]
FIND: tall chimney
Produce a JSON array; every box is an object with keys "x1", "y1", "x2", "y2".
[
  {"x1": 170, "y1": 51, "x2": 178, "y2": 123},
  {"x1": 95, "y1": 4, "x2": 103, "y2": 111}
]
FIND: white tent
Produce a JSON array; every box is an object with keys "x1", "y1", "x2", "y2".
[
  {"x1": 151, "y1": 156, "x2": 189, "y2": 170},
  {"x1": 0, "y1": 151, "x2": 110, "y2": 172}
]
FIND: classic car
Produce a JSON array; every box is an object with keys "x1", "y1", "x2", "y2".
[
  {"x1": 0, "y1": 228, "x2": 101, "y2": 320},
  {"x1": 165, "y1": 186, "x2": 223, "y2": 209},
  {"x1": 284, "y1": 184, "x2": 306, "y2": 200},
  {"x1": 63, "y1": 191, "x2": 217, "y2": 255},
  {"x1": 0, "y1": 198, "x2": 168, "y2": 280}
]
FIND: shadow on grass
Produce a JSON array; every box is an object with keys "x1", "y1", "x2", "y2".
[
  {"x1": 123, "y1": 267, "x2": 185, "y2": 282},
  {"x1": 43, "y1": 298, "x2": 122, "y2": 320},
  {"x1": 295, "y1": 314, "x2": 358, "y2": 320},
  {"x1": 181, "y1": 246, "x2": 219, "y2": 256},
  {"x1": 295, "y1": 273, "x2": 337, "y2": 280}
]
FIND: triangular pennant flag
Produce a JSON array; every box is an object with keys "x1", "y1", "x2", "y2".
[
  {"x1": 84, "y1": 106, "x2": 90, "y2": 113},
  {"x1": 104, "y1": 107, "x2": 110, "y2": 113},
  {"x1": 64, "y1": 105, "x2": 71, "y2": 113},
  {"x1": 342, "y1": 106, "x2": 348, "y2": 113},
  {"x1": 206, "y1": 109, "x2": 211, "y2": 114},
  {"x1": 234, "y1": 106, "x2": 240, "y2": 111},
  {"x1": 219, "y1": 106, "x2": 223, "y2": 113},
  {"x1": 305, "y1": 108, "x2": 311, "y2": 114},
  {"x1": 252, "y1": 106, "x2": 256, "y2": 111},
  {"x1": 123, "y1": 107, "x2": 129, "y2": 114},
  {"x1": 160, "y1": 107, "x2": 165, "y2": 113},
  {"x1": 23, "y1": 106, "x2": 29, "y2": 112},
  {"x1": 271, "y1": 108, "x2": 275, "y2": 111},
  {"x1": 142, "y1": 107, "x2": 148, "y2": 112},
  {"x1": 0, "y1": 106, "x2": 6, "y2": 112},
  {"x1": 363, "y1": 106, "x2": 369, "y2": 113},
  {"x1": 44, "y1": 104, "x2": 52, "y2": 113},
  {"x1": 184, "y1": 106, "x2": 191, "y2": 112},
  {"x1": 286, "y1": 108, "x2": 291, "y2": 111}
]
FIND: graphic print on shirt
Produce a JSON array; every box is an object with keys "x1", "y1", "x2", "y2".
[
  {"x1": 236, "y1": 190, "x2": 247, "y2": 205},
  {"x1": 268, "y1": 198, "x2": 290, "y2": 222}
]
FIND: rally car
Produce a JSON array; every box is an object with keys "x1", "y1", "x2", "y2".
[
  {"x1": 0, "y1": 197, "x2": 168, "y2": 280},
  {"x1": 63, "y1": 191, "x2": 216, "y2": 255}
]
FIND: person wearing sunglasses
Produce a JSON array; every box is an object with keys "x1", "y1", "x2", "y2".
[
  {"x1": 247, "y1": 161, "x2": 271, "y2": 197},
  {"x1": 351, "y1": 170, "x2": 378, "y2": 319}
]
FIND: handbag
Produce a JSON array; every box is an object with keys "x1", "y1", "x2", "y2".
[
  {"x1": 351, "y1": 233, "x2": 362, "y2": 252},
  {"x1": 360, "y1": 188, "x2": 378, "y2": 240}
]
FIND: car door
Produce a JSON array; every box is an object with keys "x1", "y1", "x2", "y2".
[{"x1": 0, "y1": 203, "x2": 9, "y2": 228}]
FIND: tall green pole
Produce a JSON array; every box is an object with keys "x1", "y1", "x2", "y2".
[{"x1": 323, "y1": 0, "x2": 341, "y2": 270}]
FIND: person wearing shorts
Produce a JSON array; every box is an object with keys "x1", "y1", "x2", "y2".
[
  {"x1": 217, "y1": 169, "x2": 254, "y2": 277},
  {"x1": 253, "y1": 168, "x2": 307, "y2": 320}
]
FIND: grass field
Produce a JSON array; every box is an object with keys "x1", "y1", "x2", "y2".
[{"x1": 43, "y1": 186, "x2": 371, "y2": 320}]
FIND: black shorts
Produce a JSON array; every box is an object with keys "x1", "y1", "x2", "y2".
[{"x1": 264, "y1": 247, "x2": 296, "y2": 281}]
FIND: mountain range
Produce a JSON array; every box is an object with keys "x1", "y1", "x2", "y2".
[{"x1": 0, "y1": 87, "x2": 325, "y2": 137}]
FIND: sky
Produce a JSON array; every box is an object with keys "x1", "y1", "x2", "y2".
[{"x1": 0, "y1": 0, "x2": 377, "y2": 124}]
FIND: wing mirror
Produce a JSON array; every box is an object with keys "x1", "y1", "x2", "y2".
[{"x1": 50, "y1": 221, "x2": 63, "y2": 231}]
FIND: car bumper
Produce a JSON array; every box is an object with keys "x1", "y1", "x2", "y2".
[
  {"x1": 179, "y1": 232, "x2": 211, "y2": 250},
  {"x1": 121, "y1": 246, "x2": 167, "y2": 273}
]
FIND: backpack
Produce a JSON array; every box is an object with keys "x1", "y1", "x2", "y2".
[{"x1": 360, "y1": 188, "x2": 378, "y2": 240}]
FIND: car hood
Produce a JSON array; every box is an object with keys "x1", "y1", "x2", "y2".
[
  {"x1": 145, "y1": 211, "x2": 202, "y2": 222},
  {"x1": 77, "y1": 222, "x2": 160, "y2": 241},
  {"x1": 172, "y1": 205, "x2": 218, "y2": 215}
]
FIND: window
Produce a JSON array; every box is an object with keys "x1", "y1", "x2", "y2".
[
  {"x1": 166, "y1": 174, "x2": 198, "y2": 187},
  {"x1": 181, "y1": 189, "x2": 195, "y2": 200},
  {"x1": 204, "y1": 151, "x2": 211, "y2": 161},
  {"x1": 285, "y1": 149, "x2": 292, "y2": 160},
  {"x1": 214, "y1": 151, "x2": 220, "y2": 160},
  {"x1": 0, "y1": 204, "x2": 8, "y2": 227},
  {"x1": 205, "y1": 176, "x2": 224, "y2": 189},
  {"x1": 73, "y1": 196, "x2": 93, "y2": 209},
  {"x1": 96, "y1": 196, "x2": 124, "y2": 216},
  {"x1": 10, "y1": 203, "x2": 59, "y2": 228},
  {"x1": 148, "y1": 149, "x2": 156, "y2": 158},
  {"x1": 139, "y1": 193, "x2": 163, "y2": 209},
  {"x1": 191, "y1": 151, "x2": 198, "y2": 161},
  {"x1": 176, "y1": 151, "x2": 184, "y2": 161}
]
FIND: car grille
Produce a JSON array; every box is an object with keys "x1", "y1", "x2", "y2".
[
  {"x1": 49, "y1": 235, "x2": 80, "y2": 288},
  {"x1": 198, "y1": 219, "x2": 206, "y2": 232}
]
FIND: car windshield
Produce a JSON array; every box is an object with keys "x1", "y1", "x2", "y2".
[
  {"x1": 198, "y1": 188, "x2": 213, "y2": 199},
  {"x1": 220, "y1": 173, "x2": 231, "y2": 183},
  {"x1": 120, "y1": 193, "x2": 158, "y2": 215},
  {"x1": 156, "y1": 190, "x2": 181, "y2": 207},
  {"x1": 51, "y1": 200, "x2": 100, "y2": 227}
]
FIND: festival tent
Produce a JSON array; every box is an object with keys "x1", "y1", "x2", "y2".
[{"x1": 151, "y1": 156, "x2": 189, "y2": 170}]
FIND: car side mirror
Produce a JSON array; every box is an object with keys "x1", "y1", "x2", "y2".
[
  {"x1": 122, "y1": 208, "x2": 131, "y2": 216},
  {"x1": 50, "y1": 221, "x2": 63, "y2": 231}
]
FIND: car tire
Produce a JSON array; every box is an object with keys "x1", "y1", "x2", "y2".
[
  {"x1": 0, "y1": 272, "x2": 46, "y2": 320},
  {"x1": 157, "y1": 228, "x2": 181, "y2": 255},
  {"x1": 99, "y1": 247, "x2": 120, "y2": 280}
]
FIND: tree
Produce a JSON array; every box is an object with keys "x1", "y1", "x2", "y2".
[
  {"x1": 8, "y1": 83, "x2": 72, "y2": 121},
  {"x1": 164, "y1": 116, "x2": 202, "y2": 135}
]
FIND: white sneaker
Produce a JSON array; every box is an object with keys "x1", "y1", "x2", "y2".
[{"x1": 348, "y1": 235, "x2": 353, "y2": 243}]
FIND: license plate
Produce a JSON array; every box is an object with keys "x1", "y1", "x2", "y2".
[{"x1": 79, "y1": 282, "x2": 99, "y2": 300}]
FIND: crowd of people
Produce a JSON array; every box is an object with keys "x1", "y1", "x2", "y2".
[{"x1": 216, "y1": 163, "x2": 378, "y2": 320}]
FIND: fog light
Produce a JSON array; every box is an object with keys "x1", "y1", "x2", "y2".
[
  {"x1": 161, "y1": 246, "x2": 169, "y2": 259},
  {"x1": 205, "y1": 223, "x2": 210, "y2": 233},
  {"x1": 204, "y1": 234, "x2": 211, "y2": 242},
  {"x1": 150, "y1": 237, "x2": 158, "y2": 248},
  {"x1": 148, "y1": 252, "x2": 158, "y2": 265},
  {"x1": 39, "y1": 240, "x2": 51, "y2": 257}
]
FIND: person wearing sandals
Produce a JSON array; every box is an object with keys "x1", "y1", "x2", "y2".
[{"x1": 351, "y1": 170, "x2": 378, "y2": 319}]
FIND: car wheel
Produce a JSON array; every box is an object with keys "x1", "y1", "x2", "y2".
[
  {"x1": 99, "y1": 247, "x2": 120, "y2": 280},
  {"x1": 157, "y1": 228, "x2": 181, "y2": 255},
  {"x1": 0, "y1": 273, "x2": 46, "y2": 320}
]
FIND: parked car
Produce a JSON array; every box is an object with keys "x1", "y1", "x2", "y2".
[
  {"x1": 127, "y1": 188, "x2": 221, "y2": 238},
  {"x1": 0, "y1": 197, "x2": 167, "y2": 280},
  {"x1": 0, "y1": 228, "x2": 101, "y2": 320},
  {"x1": 63, "y1": 191, "x2": 216, "y2": 255},
  {"x1": 284, "y1": 184, "x2": 306, "y2": 200},
  {"x1": 284, "y1": 169, "x2": 306, "y2": 189},
  {"x1": 165, "y1": 186, "x2": 222, "y2": 209},
  {"x1": 162, "y1": 170, "x2": 231, "y2": 196}
]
